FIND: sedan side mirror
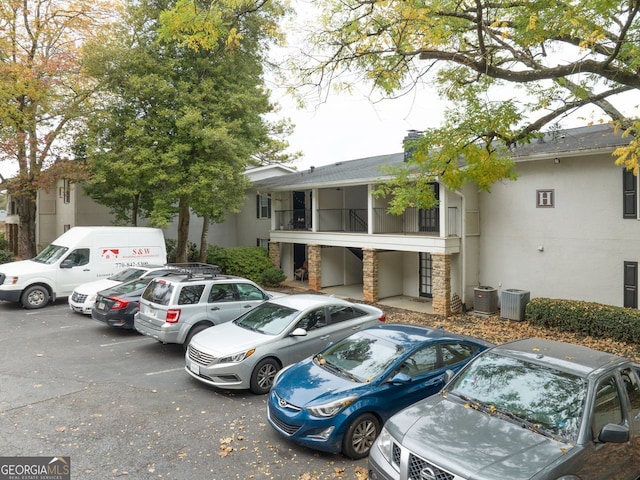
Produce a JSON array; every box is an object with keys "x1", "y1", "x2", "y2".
[
  {"x1": 388, "y1": 372, "x2": 412, "y2": 384},
  {"x1": 290, "y1": 327, "x2": 307, "y2": 337}
]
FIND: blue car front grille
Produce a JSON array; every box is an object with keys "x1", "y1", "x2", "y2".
[
  {"x1": 408, "y1": 453, "x2": 454, "y2": 480},
  {"x1": 268, "y1": 408, "x2": 300, "y2": 436}
]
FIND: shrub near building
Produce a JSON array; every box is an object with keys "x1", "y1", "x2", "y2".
[
  {"x1": 207, "y1": 246, "x2": 285, "y2": 287},
  {"x1": 526, "y1": 297, "x2": 640, "y2": 345}
]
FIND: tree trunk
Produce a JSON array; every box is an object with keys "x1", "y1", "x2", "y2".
[
  {"x1": 130, "y1": 194, "x2": 139, "y2": 226},
  {"x1": 176, "y1": 197, "x2": 190, "y2": 263},
  {"x1": 17, "y1": 192, "x2": 37, "y2": 259},
  {"x1": 199, "y1": 215, "x2": 209, "y2": 263}
]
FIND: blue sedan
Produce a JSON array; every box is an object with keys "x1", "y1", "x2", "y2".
[{"x1": 266, "y1": 324, "x2": 492, "y2": 459}]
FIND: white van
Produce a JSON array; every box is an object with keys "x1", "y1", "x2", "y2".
[{"x1": 0, "y1": 226, "x2": 167, "y2": 309}]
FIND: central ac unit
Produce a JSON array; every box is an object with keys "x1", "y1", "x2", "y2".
[{"x1": 473, "y1": 286, "x2": 498, "y2": 314}]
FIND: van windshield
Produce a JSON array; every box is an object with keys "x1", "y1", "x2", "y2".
[{"x1": 33, "y1": 244, "x2": 69, "y2": 265}]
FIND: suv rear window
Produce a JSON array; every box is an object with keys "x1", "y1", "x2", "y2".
[{"x1": 142, "y1": 279, "x2": 175, "y2": 306}]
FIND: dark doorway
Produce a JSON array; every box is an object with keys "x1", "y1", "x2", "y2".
[
  {"x1": 419, "y1": 252, "x2": 433, "y2": 298},
  {"x1": 294, "y1": 244, "x2": 306, "y2": 272},
  {"x1": 293, "y1": 191, "x2": 307, "y2": 229}
]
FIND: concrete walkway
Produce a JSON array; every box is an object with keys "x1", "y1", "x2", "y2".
[{"x1": 285, "y1": 281, "x2": 434, "y2": 315}]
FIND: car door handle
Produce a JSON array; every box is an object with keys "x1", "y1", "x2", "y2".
[
  {"x1": 424, "y1": 377, "x2": 444, "y2": 387},
  {"x1": 319, "y1": 335, "x2": 330, "y2": 340},
  {"x1": 351, "y1": 326, "x2": 361, "y2": 330},
  {"x1": 210, "y1": 306, "x2": 220, "y2": 311},
  {"x1": 243, "y1": 304, "x2": 253, "y2": 309}
]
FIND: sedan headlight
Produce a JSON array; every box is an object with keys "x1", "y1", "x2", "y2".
[
  {"x1": 306, "y1": 396, "x2": 357, "y2": 418},
  {"x1": 376, "y1": 427, "x2": 393, "y2": 463},
  {"x1": 218, "y1": 348, "x2": 255, "y2": 364}
]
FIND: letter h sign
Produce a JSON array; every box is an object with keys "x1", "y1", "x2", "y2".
[{"x1": 536, "y1": 189, "x2": 555, "y2": 208}]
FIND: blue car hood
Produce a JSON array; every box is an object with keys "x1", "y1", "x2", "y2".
[
  {"x1": 274, "y1": 358, "x2": 363, "y2": 405},
  {"x1": 386, "y1": 395, "x2": 574, "y2": 480}
]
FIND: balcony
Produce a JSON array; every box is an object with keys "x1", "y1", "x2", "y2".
[
  {"x1": 274, "y1": 207, "x2": 453, "y2": 235},
  {"x1": 272, "y1": 207, "x2": 461, "y2": 254}
]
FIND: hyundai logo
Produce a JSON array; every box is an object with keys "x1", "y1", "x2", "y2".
[
  {"x1": 420, "y1": 467, "x2": 436, "y2": 480},
  {"x1": 278, "y1": 397, "x2": 288, "y2": 408}
]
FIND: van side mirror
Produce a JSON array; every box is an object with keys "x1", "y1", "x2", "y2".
[{"x1": 60, "y1": 259, "x2": 73, "y2": 269}]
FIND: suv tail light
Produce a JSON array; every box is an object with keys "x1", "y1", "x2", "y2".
[
  {"x1": 166, "y1": 308, "x2": 181, "y2": 323},
  {"x1": 110, "y1": 297, "x2": 130, "y2": 310}
]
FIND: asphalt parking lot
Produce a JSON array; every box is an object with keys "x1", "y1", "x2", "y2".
[{"x1": 0, "y1": 300, "x2": 369, "y2": 480}]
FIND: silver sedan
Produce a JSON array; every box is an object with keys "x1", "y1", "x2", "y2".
[{"x1": 184, "y1": 294, "x2": 386, "y2": 394}]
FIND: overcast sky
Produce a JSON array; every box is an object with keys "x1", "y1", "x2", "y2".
[{"x1": 270, "y1": 82, "x2": 447, "y2": 170}]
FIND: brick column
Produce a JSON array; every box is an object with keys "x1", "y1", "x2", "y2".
[
  {"x1": 432, "y1": 253, "x2": 451, "y2": 316},
  {"x1": 308, "y1": 244, "x2": 322, "y2": 291},
  {"x1": 363, "y1": 249, "x2": 379, "y2": 303},
  {"x1": 268, "y1": 241, "x2": 280, "y2": 270}
]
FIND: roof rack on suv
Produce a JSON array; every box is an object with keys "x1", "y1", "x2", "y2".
[{"x1": 165, "y1": 262, "x2": 221, "y2": 278}]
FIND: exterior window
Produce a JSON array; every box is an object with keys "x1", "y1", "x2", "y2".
[
  {"x1": 592, "y1": 376, "x2": 623, "y2": 439},
  {"x1": 623, "y1": 169, "x2": 637, "y2": 218},
  {"x1": 256, "y1": 194, "x2": 271, "y2": 219},
  {"x1": 624, "y1": 261, "x2": 638, "y2": 308},
  {"x1": 59, "y1": 179, "x2": 71, "y2": 204},
  {"x1": 256, "y1": 238, "x2": 269, "y2": 251}
]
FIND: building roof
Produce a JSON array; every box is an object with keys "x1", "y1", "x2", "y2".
[{"x1": 256, "y1": 124, "x2": 630, "y2": 190}]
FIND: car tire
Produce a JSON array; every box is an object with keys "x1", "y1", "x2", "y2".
[
  {"x1": 342, "y1": 413, "x2": 380, "y2": 459},
  {"x1": 21, "y1": 285, "x2": 50, "y2": 309},
  {"x1": 184, "y1": 323, "x2": 212, "y2": 351},
  {"x1": 250, "y1": 358, "x2": 280, "y2": 394}
]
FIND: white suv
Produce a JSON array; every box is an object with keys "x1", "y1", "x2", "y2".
[{"x1": 134, "y1": 267, "x2": 282, "y2": 349}]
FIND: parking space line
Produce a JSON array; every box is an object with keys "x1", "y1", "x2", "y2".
[
  {"x1": 100, "y1": 338, "x2": 152, "y2": 347},
  {"x1": 145, "y1": 367, "x2": 184, "y2": 376}
]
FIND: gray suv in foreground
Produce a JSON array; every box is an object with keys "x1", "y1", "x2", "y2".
[
  {"x1": 369, "y1": 338, "x2": 640, "y2": 480},
  {"x1": 134, "y1": 266, "x2": 282, "y2": 349}
]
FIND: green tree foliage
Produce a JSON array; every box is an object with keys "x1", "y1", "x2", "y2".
[
  {"x1": 0, "y1": 0, "x2": 110, "y2": 257},
  {"x1": 81, "y1": 0, "x2": 293, "y2": 261},
  {"x1": 296, "y1": 0, "x2": 640, "y2": 211}
]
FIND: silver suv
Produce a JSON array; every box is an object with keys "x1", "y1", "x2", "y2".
[
  {"x1": 134, "y1": 265, "x2": 281, "y2": 349},
  {"x1": 369, "y1": 338, "x2": 640, "y2": 480}
]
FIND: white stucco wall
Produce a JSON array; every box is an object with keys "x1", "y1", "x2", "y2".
[
  {"x1": 378, "y1": 251, "x2": 404, "y2": 298},
  {"x1": 478, "y1": 153, "x2": 639, "y2": 307}
]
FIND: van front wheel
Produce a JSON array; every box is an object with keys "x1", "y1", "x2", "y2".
[{"x1": 21, "y1": 285, "x2": 50, "y2": 309}]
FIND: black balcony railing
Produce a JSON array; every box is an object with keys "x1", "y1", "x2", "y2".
[{"x1": 274, "y1": 207, "x2": 457, "y2": 236}]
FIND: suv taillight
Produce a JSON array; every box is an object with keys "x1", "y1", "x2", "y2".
[{"x1": 166, "y1": 309, "x2": 181, "y2": 323}]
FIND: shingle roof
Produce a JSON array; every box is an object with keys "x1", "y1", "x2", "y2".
[{"x1": 256, "y1": 124, "x2": 630, "y2": 190}]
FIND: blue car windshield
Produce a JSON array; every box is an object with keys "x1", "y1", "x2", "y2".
[
  {"x1": 33, "y1": 244, "x2": 68, "y2": 264},
  {"x1": 320, "y1": 331, "x2": 405, "y2": 383},
  {"x1": 235, "y1": 303, "x2": 298, "y2": 336},
  {"x1": 450, "y1": 352, "x2": 586, "y2": 442}
]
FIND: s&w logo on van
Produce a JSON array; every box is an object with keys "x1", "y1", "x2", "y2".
[{"x1": 101, "y1": 248, "x2": 119, "y2": 260}]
